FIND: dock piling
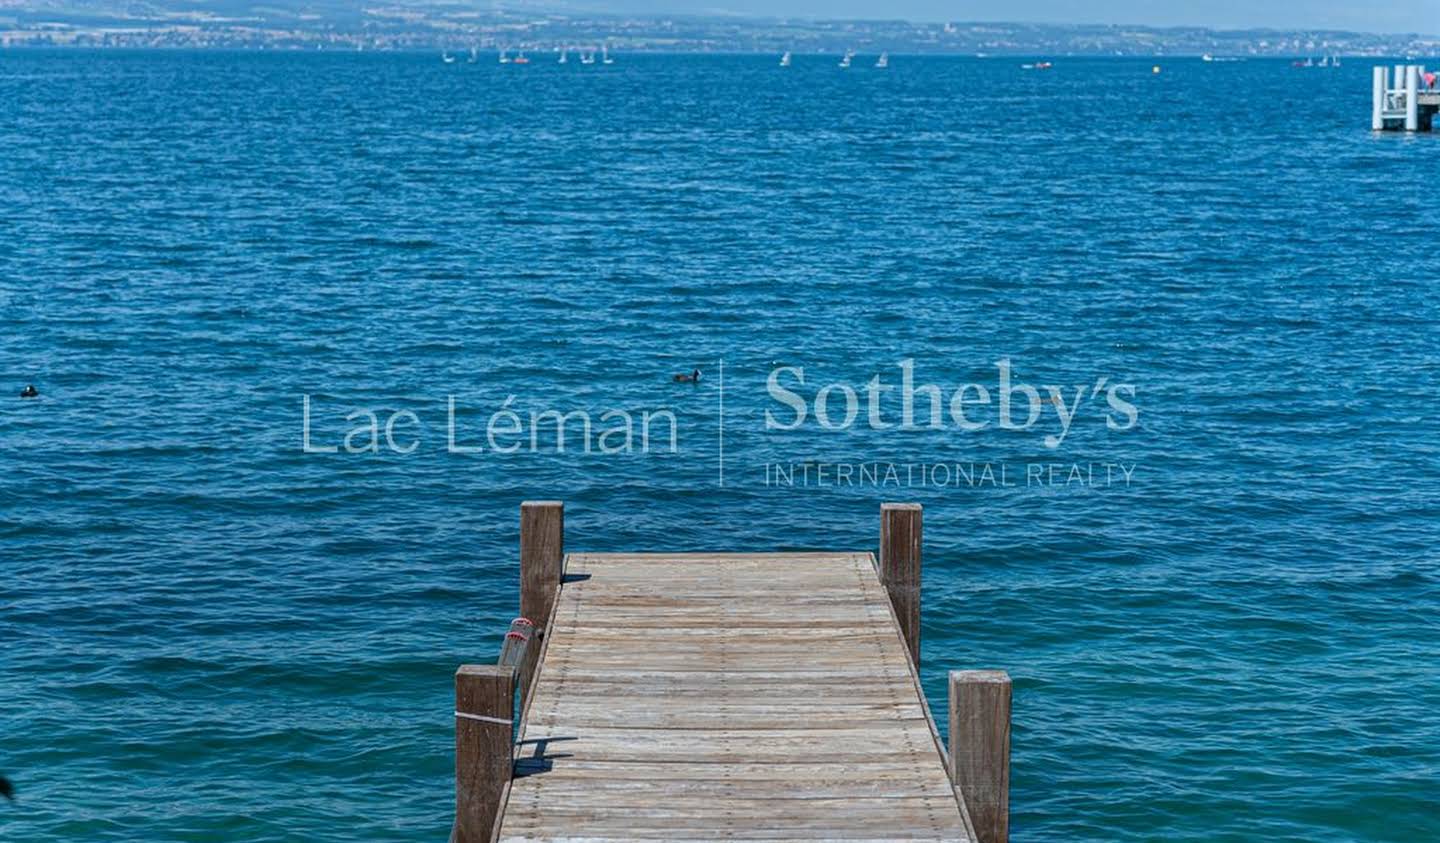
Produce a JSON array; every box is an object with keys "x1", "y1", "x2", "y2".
[
  {"x1": 1368, "y1": 64, "x2": 1436, "y2": 132},
  {"x1": 454, "y1": 664, "x2": 516, "y2": 843},
  {"x1": 497, "y1": 623, "x2": 532, "y2": 668},
  {"x1": 1406, "y1": 64, "x2": 1421, "y2": 131},
  {"x1": 949, "y1": 669, "x2": 1012, "y2": 843},
  {"x1": 1373, "y1": 66, "x2": 1386, "y2": 130},
  {"x1": 879, "y1": 502, "x2": 923, "y2": 668},
  {"x1": 519, "y1": 501, "x2": 564, "y2": 695}
]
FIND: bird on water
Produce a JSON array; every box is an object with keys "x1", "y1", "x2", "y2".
[
  {"x1": 19, "y1": 384, "x2": 38, "y2": 398},
  {"x1": 1, "y1": 774, "x2": 14, "y2": 802},
  {"x1": 673, "y1": 369, "x2": 701, "y2": 383}
]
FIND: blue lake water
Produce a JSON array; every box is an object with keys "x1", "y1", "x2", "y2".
[{"x1": 2, "y1": 50, "x2": 1438, "y2": 841}]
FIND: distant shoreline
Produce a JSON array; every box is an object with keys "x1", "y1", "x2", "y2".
[
  {"x1": 2, "y1": 46, "x2": 1436, "y2": 60},
  {"x1": 1, "y1": 11, "x2": 1435, "y2": 57}
]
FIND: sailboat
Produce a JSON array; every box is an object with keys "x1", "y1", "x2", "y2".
[
  {"x1": 580, "y1": 48, "x2": 596, "y2": 65},
  {"x1": 780, "y1": 51, "x2": 792, "y2": 67},
  {"x1": 467, "y1": 47, "x2": 478, "y2": 64},
  {"x1": 875, "y1": 52, "x2": 889, "y2": 69},
  {"x1": 602, "y1": 44, "x2": 613, "y2": 65},
  {"x1": 441, "y1": 50, "x2": 456, "y2": 64},
  {"x1": 839, "y1": 48, "x2": 854, "y2": 68},
  {"x1": 498, "y1": 47, "x2": 511, "y2": 64},
  {"x1": 559, "y1": 47, "x2": 568, "y2": 64},
  {"x1": 514, "y1": 51, "x2": 530, "y2": 65}
]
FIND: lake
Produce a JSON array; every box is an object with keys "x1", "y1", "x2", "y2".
[{"x1": 2, "y1": 49, "x2": 1437, "y2": 841}]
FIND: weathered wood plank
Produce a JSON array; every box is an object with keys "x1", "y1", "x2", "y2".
[
  {"x1": 519, "y1": 501, "x2": 564, "y2": 703},
  {"x1": 500, "y1": 833, "x2": 957, "y2": 842},
  {"x1": 520, "y1": 501, "x2": 565, "y2": 617},
  {"x1": 949, "y1": 670, "x2": 1011, "y2": 843},
  {"x1": 879, "y1": 503, "x2": 923, "y2": 668},
  {"x1": 495, "y1": 551, "x2": 973, "y2": 841},
  {"x1": 454, "y1": 664, "x2": 514, "y2": 843}
]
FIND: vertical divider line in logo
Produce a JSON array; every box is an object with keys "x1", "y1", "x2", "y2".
[{"x1": 717, "y1": 358, "x2": 725, "y2": 487}]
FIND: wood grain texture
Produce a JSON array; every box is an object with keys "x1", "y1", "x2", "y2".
[
  {"x1": 495, "y1": 551, "x2": 973, "y2": 841},
  {"x1": 879, "y1": 503, "x2": 923, "y2": 669},
  {"x1": 948, "y1": 670, "x2": 1011, "y2": 843},
  {"x1": 520, "y1": 501, "x2": 564, "y2": 701},
  {"x1": 455, "y1": 664, "x2": 515, "y2": 843}
]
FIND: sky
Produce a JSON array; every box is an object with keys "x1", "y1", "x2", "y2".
[{"x1": 571, "y1": 1, "x2": 1440, "y2": 34}]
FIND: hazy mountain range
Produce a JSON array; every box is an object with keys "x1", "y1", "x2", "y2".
[{"x1": 2, "y1": 1, "x2": 1436, "y2": 54}]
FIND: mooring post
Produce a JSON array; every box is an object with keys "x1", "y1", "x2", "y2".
[
  {"x1": 1406, "y1": 64, "x2": 1421, "y2": 132},
  {"x1": 454, "y1": 664, "x2": 515, "y2": 843},
  {"x1": 879, "y1": 502, "x2": 922, "y2": 668},
  {"x1": 519, "y1": 500, "x2": 564, "y2": 699},
  {"x1": 1373, "y1": 65, "x2": 1387, "y2": 130},
  {"x1": 949, "y1": 670, "x2": 1011, "y2": 843}
]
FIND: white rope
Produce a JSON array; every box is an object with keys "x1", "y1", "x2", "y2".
[{"x1": 454, "y1": 711, "x2": 512, "y2": 726}]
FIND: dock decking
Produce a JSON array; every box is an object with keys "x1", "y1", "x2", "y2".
[
  {"x1": 504, "y1": 551, "x2": 969, "y2": 841},
  {"x1": 454, "y1": 503, "x2": 1011, "y2": 843}
]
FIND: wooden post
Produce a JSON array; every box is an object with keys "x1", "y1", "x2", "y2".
[
  {"x1": 519, "y1": 501, "x2": 563, "y2": 696},
  {"x1": 949, "y1": 670, "x2": 1011, "y2": 843},
  {"x1": 879, "y1": 502, "x2": 922, "y2": 668},
  {"x1": 454, "y1": 664, "x2": 515, "y2": 843}
]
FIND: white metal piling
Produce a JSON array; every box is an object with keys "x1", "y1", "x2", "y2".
[
  {"x1": 1373, "y1": 66, "x2": 1387, "y2": 130},
  {"x1": 1406, "y1": 64, "x2": 1420, "y2": 131}
]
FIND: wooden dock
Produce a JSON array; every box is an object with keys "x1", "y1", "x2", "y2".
[{"x1": 453, "y1": 503, "x2": 1012, "y2": 843}]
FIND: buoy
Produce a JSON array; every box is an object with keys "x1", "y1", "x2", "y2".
[{"x1": 1152, "y1": 65, "x2": 1161, "y2": 74}]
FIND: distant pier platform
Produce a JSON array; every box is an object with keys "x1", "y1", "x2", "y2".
[
  {"x1": 1373, "y1": 64, "x2": 1439, "y2": 132},
  {"x1": 451, "y1": 502, "x2": 1013, "y2": 843}
]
